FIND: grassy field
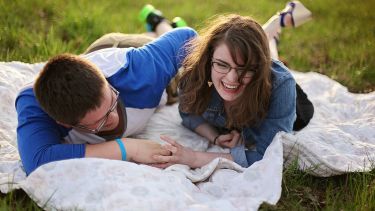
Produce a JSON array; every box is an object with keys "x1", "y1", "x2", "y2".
[{"x1": 1, "y1": 0, "x2": 374, "y2": 210}]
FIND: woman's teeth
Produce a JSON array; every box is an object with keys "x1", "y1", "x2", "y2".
[{"x1": 222, "y1": 81, "x2": 239, "y2": 89}]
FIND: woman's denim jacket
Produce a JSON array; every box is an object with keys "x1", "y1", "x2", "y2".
[{"x1": 179, "y1": 60, "x2": 296, "y2": 167}]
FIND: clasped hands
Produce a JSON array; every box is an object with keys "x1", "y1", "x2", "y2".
[
  {"x1": 213, "y1": 129, "x2": 243, "y2": 148},
  {"x1": 132, "y1": 135, "x2": 197, "y2": 169},
  {"x1": 138, "y1": 131, "x2": 242, "y2": 169}
]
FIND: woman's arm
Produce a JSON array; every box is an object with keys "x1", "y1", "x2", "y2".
[
  {"x1": 232, "y1": 66, "x2": 296, "y2": 167},
  {"x1": 179, "y1": 109, "x2": 218, "y2": 143},
  {"x1": 179, "y1": 110, "x2": 241, "y2": 147},
  {"x1": 195, "y1": 124, "x2": 241, "y2": 148},
  {"x1": 194, "y1": 123, "x2": 219, "y2": 143}
]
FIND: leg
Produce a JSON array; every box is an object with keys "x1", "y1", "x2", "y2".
[
  {"x1": 139, "y1": 5, "x2": 186, "y2": 104},
  {"x1": 262, "y1": 1, "x2": 312, "y2": 60},
  {"x1": 154, "y1": 20, "x2": 174, "y2": 37},
  {"x1": 139, "y1": 4, "x2": 186, "y2": 38},
  {"x1": 83, "y1": 33, "x2": 155, "y2": 54},
  {"x1": 84, "y1": 3, "x2": 179, "y2": 54},
  {"x1": 139, "y1": 4, "x2": 174, "y2": 37},
  {"x1": 142, "y1": 20, "x2": 174, "y2": 38}
]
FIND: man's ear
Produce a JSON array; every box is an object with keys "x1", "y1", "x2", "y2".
[{"x1": 56, "y1": 121, "x2": 72, "y2": 128}]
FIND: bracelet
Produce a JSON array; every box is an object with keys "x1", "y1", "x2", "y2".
[
  {"x1": 213, "y1": 135, "x2": 220, "y2": 145},
  {"x1": 115, "y1": 138, "x2": 127, "y2": 161}
]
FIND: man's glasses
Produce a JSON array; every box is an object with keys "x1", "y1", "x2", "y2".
[
  {"x1": 211, "y1": 59, "x2": 256, "y2": 78},
  {"x1": 73, "y1": 85, "x2": 120, "y2": 133}
]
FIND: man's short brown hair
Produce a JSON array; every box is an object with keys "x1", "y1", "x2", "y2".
[{"x1": 34, "y1": 54, "x2": 106, "y2": 125}]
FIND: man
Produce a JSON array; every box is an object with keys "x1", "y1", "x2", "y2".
[{"x1": 16, "y1": 16, "x2": 197, "y2": 175}]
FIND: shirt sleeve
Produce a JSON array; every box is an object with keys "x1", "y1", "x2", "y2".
[
  {"x1": 16, "y1": 89, "x2": 85, "y2": 175},
  {"x1": 178, "y1": 108, "x2": 206, "y2": 131},
  {"x1": 145, "y1": 27, "x2": 197, "y2": 71},
  {"x1": 230, "y1": 77, "x2": 296, "y2": 167},
  {"x1": 118, "y1": 27, "x2": 197, "y2": 108}
]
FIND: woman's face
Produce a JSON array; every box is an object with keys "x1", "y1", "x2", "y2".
[{"x1": 211, "y1": 43, "x2": 253, "y2": 102}]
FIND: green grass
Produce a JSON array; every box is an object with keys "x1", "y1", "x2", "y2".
[
  {"x1": 262, "y1": 163, "x2": 375, "y2": 210},
  {"x1": 1, "y1": 0, "x2": 374, "y2": 92},
  {"x1": 1, "y1": 0, "x2": 374, "y2": 210},
  {"x1": 0, "y1": 190, "x2": 40, "y2": 210}
]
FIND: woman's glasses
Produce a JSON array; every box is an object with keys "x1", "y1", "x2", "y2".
[{"x1": 211, "y1": 59, "x2": 256, "y2": 78}]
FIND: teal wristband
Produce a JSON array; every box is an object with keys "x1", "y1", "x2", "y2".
[{"x1": 115, "y1": 138, "x2": 127, "y2": 161}]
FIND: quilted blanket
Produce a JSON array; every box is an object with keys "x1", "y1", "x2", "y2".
[{"x1": 0, "y1": 61, "x2": 374, "y2": 210}]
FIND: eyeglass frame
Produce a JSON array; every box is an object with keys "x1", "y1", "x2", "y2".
[
  {"x1": 73, "y1": 84, "x2": 120, "y2": 133},
  {"x1": 211, "y1": 58, "x2": 256, "y2": 78}
]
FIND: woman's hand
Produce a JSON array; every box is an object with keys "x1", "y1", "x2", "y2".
[
  {"x1": 215, "y1": 130, "x2": 241, "y2": 148},
  {"x1": 151, "y1": 135, "x2": 197, "y2": 168}
]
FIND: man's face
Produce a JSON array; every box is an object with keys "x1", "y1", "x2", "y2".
[{"x1": 74, "y1": 84, "x2": 120, "y2": 133}]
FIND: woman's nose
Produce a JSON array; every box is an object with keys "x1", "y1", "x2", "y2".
[{"x1": 225, "y1": 68, "x2": 240, "y2": 82}]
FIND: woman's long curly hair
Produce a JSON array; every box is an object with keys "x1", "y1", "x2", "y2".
[{"x1": 179, "y1": 14, "x2": 272, "y2": 128}]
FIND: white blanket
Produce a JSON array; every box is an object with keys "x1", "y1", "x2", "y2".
[{"x1": 0, "y1": 61, "x2": 374, "y2": 210}]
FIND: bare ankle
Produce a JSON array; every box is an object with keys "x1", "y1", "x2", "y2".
[{"x1": 281, "y1": 13, "x2": 293, "y2": 27}]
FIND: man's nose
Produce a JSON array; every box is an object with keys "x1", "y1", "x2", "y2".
[{"x1": 105, "y1": 110, "x2": 118, "y2": 125}]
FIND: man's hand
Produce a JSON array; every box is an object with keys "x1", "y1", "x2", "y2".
[
  {"x1": 150, "y1": 135, "x2": 197, "y2": 168},
  {"x1": 126, "y1": 139, "x2": 171, "y2": 164},
  {"x1": 215, "y1": 130, "x2": 241, "y2": 148},
  {"x1": 85, "y1": 138, "x2": 170, "y2": 164}
]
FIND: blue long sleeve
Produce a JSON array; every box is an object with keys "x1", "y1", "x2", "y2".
[
  {"x1": 112, "y1": 27, "x2": 197, "y2": 109},
  {"x1": 16, "y1": 89, "x2": 85, "y2": 175}
]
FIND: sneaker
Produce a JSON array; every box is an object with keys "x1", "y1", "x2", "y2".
[
  {"x1": 171, "y1": 17, "x2": 188, "y2": 28},
  {"x1": 139, "y1": 4, "x2": 165, "y2": 32}
]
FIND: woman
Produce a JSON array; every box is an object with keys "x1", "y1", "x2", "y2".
[{"x1": 154, "y1": 2, "x2": 314, "y2": 168}]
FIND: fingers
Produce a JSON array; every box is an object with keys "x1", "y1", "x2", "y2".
[
  {"x1": 230, "y1": 129, "x2": 240, "y2": 135},
  {"x1": 162, "y1": 144, "x2": 178, "y2": 154},
  {"x1": 216, "y1": 130, "x2": 242, "y2": 148},
  {"x1": 153, "y1": 153, "x2": 180, "y2": 163},
  {"x1": 216, "y1": 133, "x2": 233, "y2": 146},
  {"x1": 159, "y1": 148, "x2": 172, "y2": 156},
  {"x1": 153, "y1": 154, "x2": 172, "y2": 163},
  {"x1": 219, "y1": 133, "x2": 233, "y2": 141},
  {"x1": 155, "y1": 135, "x2": 189, "y2": 166},
  {"x1": 160, "y1": 135, "x2": 182, "y2": 156},
  {"x1": 231, "y1": 131, "x2": 240, "y2": 142},
  {"x1": 148, "y1": 163, "x2": 173, "y2": 169},
  {"x1": 160, "y1": 135, "x2": 178, "y2": 146}
]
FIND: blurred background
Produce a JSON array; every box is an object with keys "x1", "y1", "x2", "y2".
[{"x1": 1, "y1": 0, "x2": 374, "y2": 93}]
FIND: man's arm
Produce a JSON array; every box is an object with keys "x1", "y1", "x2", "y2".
[
  {"x1": 16, "y1": 89, "x2": 169, "y2": 175},
  {"x1": 16, "y1": 89, "x2": 85, "y2": 175},
  {"x1": 85, "y1": 137, "x2": 170, "y2": 164},
  {"x1": 118, "y1": 27, "x2": 198, "y2": 109},
  {"x1": 137, "y1": 27, "x2": 198, "y2": 72}
]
